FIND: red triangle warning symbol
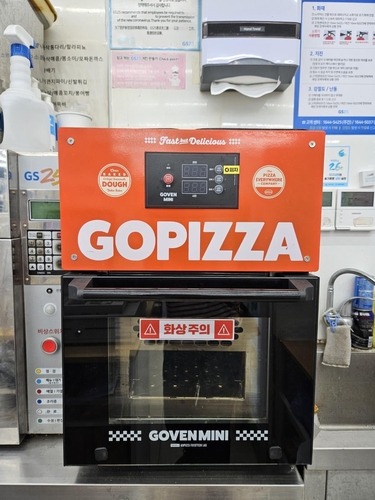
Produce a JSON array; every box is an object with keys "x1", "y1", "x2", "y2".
[
  {"x1": 217, "y1": 324, "x2": 230, "y2": 336},
  {"x1": 214, "y1": 320, "x2": 234, "y2": 340},
  {"x1": 145, "y1": 324, "x2": 157, "y2": 335},
  {"x1": 140, "y1": 320, "x2": 159, "y2": 338}
]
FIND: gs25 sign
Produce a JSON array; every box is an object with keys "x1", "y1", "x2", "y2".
[{"x1": 24, "y1": 168, "x2": 59, "y2": 186}]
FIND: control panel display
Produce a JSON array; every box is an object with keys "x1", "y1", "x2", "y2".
[
  {"x1": 322, "y1": 191, "x2": 333, "y2": 207},
  {"x1": 336, "y1": 189, "x2": 375, "y2": 230},
  {"x1": 321, "y1": 189, "x2": 336, "y2": 231},
  {"x1": 182, "y1": 164, "x2": 208, "y2": 178},
  {"x1": 145, "y1": 153, "x2": 239, "y2": 208},
  {"x1": 340, "y1": 191, "x2": 374, "y2": 207},
  {"x1": 30, "y1": 201, "x2": 60, "y2": 220},
  {"x1": 182, "y1": 180, "x2": 208, "y2": 194}
]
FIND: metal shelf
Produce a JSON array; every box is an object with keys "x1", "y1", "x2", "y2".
[{"x1": 0, "y1": 435, "x2": 304, "y2": 500}]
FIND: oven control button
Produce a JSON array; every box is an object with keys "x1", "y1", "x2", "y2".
[
  {"x1": 41, "y1": 337, "x2": 59, "y2": 354},
  {"x1": 215, "y1": 164, "x2": 223, "y2": 174},
  {"x1": 163, "y1": 173, "x2": 174, "y2": 185},
  {"x1": 214, "y1": 185, "x2": 224, "y2": 194},
  {"x1": 215, "y1": 175, "x2": 224, "y2": 184},
  {"x1": 43, "y1": 303, "x2": 57, "y2": 316}
]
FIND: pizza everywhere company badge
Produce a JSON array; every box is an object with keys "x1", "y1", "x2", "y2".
[
  {"x1": 98, "y1": 163, "x2": 131, "y2": 197},
  {"x1": 253, "y1": 165, "x2": 285, "y2": 199}
]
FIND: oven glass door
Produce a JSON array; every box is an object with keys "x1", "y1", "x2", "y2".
[
  {"x1": 63, "y1": 273, "x2": 318, "y2": 467},
  {"x1": 108, "y1": 306, "x2": 268, "y2": 425}
]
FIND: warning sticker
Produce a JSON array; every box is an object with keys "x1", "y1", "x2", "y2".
[
  {"x1": 139, "y1": 319, "x2": 234, "y2": 340},
  {"x1": 253, "y1": 165, "x2": 285, "y2": 199}
]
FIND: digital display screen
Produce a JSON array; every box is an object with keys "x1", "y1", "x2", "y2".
[
  {"x1": 341, "y1": 192, "x2": 374, "y2": 207},
  {"x1": 182, "y1": 180, "x2": 207, "y2": 194},
  {"x1": 30, "y1": 201, "x2": 60, "y2": 220},
  {"x1": 182, "y1": 164, "x2": 208, "y2": 178},
  {"x1": 322, "y1": 191, "x2": 333, "y2": 207}
]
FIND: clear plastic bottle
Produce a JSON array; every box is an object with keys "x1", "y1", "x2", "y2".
[
  {"x1": 0, "y1": 25, "x2": 50, "y2": 152},
  {"x1": 353, "y1": 276, "x2": 374, "y2": 310},
  {"x1": 41, "y1": 92, "x2": 57, "y2": 151},
  {"x1": 351, "y1": 276, "x2": 374, "y2": 349}
]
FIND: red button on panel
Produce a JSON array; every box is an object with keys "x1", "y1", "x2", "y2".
[
  {"x1": 41, "y1": 337, "x2": 59, "y2": 354},
  {"x1": 163, "y1": 173, "x2": 174, "y2": 184}
]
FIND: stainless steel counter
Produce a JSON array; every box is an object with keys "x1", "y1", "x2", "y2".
[
  {"x1": 309, "y1": 428, "x2": 375, "y2": 471},
  {"x1": 304, "y1": 347, "x2": 375, "y2": 500},
  {"x1": 305, "y1": 430, "x2": 375, "y2": 500},
  {"x1": 0, "y1": 435, "x2": 304, "y2": 500}
]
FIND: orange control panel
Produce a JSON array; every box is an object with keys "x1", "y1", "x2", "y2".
[{"x1": 58, "y1": 128, "x2": 325, "y2": 272}]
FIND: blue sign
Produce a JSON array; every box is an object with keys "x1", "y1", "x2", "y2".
[{"x1": 294, "y1": 0, "x2": 375, "y2": 134}]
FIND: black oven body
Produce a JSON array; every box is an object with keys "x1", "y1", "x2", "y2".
[{"x1": 62, "y1": 272, "x2": 319, "y2": 467}]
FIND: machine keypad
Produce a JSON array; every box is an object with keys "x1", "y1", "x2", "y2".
[{"x1": 27, "y1": 230, "x2": 62, "y2": 275}]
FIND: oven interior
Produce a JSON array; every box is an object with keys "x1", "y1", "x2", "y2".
[{"x1": 108, "y1": 301, "x2": 268, "y2": 424}]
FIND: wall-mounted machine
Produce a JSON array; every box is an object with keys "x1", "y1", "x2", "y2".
[
  {"x1": 321, "y1": 189, "x2": 336, "y2": 231},
  {"x1": 0, "y1": 150, "x2": 27, "y2": 445},
  {"x1": 18, "y1": 153, "x2": 63, "y2": 435},
  {"x1": 58, "y1": 128, "x2": 325, "y2": 467},
  {"x1": 335, "y1": 189, "x2": 375, "y2": 231},
  {"x1": 200, "y1": 0, "x2": 301, "y2": 96}
]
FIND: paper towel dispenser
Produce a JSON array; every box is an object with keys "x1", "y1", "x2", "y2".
[{"x1": 200, "y1": 0, "x2": 301, "y2": 97}]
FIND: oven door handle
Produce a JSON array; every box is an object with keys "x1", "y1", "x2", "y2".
[{"x1": 68, "y1": 278, "x2": 314, "y2": 301}]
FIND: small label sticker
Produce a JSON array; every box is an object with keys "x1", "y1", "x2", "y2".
[
  {"x1": 140, "y1": 319, "x2": 235, "y2": 340},
  {"x1": 98, "y1": 163, "x2": 132, "y2": 197},
  {"x1": 35, "y1": 378, "x2": 62, "y2": 385},
  {"x1": 224, "y1": 165, "x2": 240, "y2": 174},
  {"x1": 36, "y1": 418, "x2": 63, "y2": 424},
  {"x1": 36, "y1": 398, "x2": 61, "y2": 405},
  {"x1": 36, "y1": 388, "x2": 63, "y2": 395},
  {"x1": 35, "y1": 368, "x2": 62, "y2": 375},
  {"x1": 253, "y1": 165, "x2": 285, "y2": 199},
  {"x1": 36, "y1": 408, "x2": 62, "y2": 415}
]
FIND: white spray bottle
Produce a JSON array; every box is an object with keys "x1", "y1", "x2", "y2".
[
  {"x1": 0, "y1": 25, "x2": 50, "y2": 152},
  {"x1": 41, "y1": 92, "x2": 57, "y2": 151}
]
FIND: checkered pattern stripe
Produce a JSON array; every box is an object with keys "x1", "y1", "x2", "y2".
[
  {"x1": 109, "y1": 430, "x2": 142, "y2": 442},
  {"x1": 236, "y1": 430, "x2": 268, "y2": 441}
]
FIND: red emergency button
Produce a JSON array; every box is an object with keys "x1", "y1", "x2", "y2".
[
  {"x1": 163, "y1": 173, "x2": 174, "y2": 185},
  {"x1": 41, "y1": 337, "x2": 59, "y2": 354}
]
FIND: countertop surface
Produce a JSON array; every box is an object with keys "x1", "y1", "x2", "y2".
[{"x1": 0, "y1": 434, "x2": 302, "y2": 485}]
